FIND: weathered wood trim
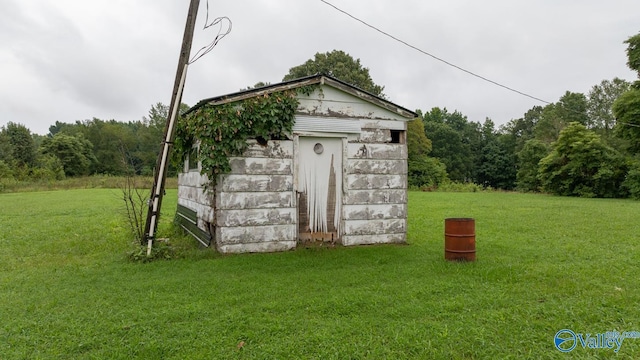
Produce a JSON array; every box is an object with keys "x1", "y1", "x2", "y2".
[
  {"x1": 346, "y1": 174, "x2": 407, "y2": 190},
  {"x1": 342, "y1": 233, "x2": 406, "y2": 246},
  {"x1": 347, "y1": 143, "x2": 407, "y2": 160},
  {"x1": 216, "y1": 208, "x2": 296, "y2": 227},
  {"x1": 343, "y1": 219, "x2": 406, "y2": 236},
  {"x1": 293, "y1": 134, "x2": 299, "y2": 192},
  {"x1": 216, "y1": 191, "x2": 293, "y2": 210},
  {"x1": 229, "y1": 157, "x2": 292, "y2": 175},
  {"x1": 342, "y1": 137, "x2": 349, "y2": 196},
  {"x1": 343, "y1": 189, "x2": 407, "y2": 205},
  {"x1": 216, "y1": 224, "x2": 296, "y2": 245},
  {"x1": 216, "y1": 174, "x2": 293, "y2": 192},
  {"x1": 217, "y1": 241, "x2": 296, "y2": 254},
  {"x1": 343, "y1": 204, "x2": 407, "y2": 220},
  {"x1": 347, "y1": 159, "x2": 407, "y2": 175}
]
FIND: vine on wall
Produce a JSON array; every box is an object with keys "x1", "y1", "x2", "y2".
[{"x1": 174, "y1": 87, "x2": 315, "y2": 188}]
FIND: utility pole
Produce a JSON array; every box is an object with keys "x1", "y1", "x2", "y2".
[{"x1": 144, "y1": 0, "x2": 200, "y2": 255}]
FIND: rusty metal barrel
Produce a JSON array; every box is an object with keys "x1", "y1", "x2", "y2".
[{"x1": 444, "y1": 218, "x2": 476, "y2": 261}]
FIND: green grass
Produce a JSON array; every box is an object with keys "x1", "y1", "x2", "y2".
[{"x1": 1, "y1": 190, "x2": 640, "y2": 359}]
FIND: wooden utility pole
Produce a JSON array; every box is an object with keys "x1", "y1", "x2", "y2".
[{"x1": 144, "y1": 0, "x2": 200, "y2": 254}]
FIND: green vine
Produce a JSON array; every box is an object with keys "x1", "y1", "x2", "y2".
[{"x1": 174, "y1": 87, "x2": 316, "y2": 188}]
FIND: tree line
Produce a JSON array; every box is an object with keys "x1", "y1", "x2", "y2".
[
  {"x1": 0, "y1": 103, "x2": 181, "y2": 182},
  {"x1": 2, "y1": 34, "x2": 639, "y2": 199},
  {"x1": 408, "y1": 32, "x2": 640, "y2": 199}
]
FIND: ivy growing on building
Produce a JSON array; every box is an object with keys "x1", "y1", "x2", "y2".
[{"x1": 174, "y1": 87, "x2": 316, "y2": 188}]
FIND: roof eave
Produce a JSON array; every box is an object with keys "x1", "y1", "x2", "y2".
[{"x1": 184, "y1": 74, "x2": 418, "y2": 119}]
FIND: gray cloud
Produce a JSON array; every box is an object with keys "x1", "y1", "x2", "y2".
[{"x1": 1, "y1": 0, "x2": 638, "y2": 134}]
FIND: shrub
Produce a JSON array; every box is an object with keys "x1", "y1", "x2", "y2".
[{"x1": 623, "y1": 161, "x2": 640, "y2": 200}]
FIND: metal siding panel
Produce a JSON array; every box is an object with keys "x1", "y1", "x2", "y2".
[{"x1": 293, "y1": 116, "x2": 361, "y2": 134}]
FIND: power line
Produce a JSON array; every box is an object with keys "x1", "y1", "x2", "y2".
[
  {"x1": 319, "y1": 0, "x2": 552, "y2": 105},
  {"x1": 188, "y1": 0, "x2": 232, "y2": 64}
]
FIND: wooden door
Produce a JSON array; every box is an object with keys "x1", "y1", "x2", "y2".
[{"x1": 297, "y1": 137, "x2": 342, "y2": 244}]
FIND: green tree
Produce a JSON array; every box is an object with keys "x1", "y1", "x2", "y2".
[
  {"x1": 612, "y1": 33, "x2": 640, "y2": 155},
  {"x1": 587, "y1": 78, "x2": 630, "y2": 134},
  {"x1": 283, "y1": 50, "x2": 385, "y2": 97},
  {"x1": 1, "y1": 122, "x2": 36, "y2": 167},
  {"x1": 407, "y1": 118, "x2": 448, "y2": 187},
  {"x1": 624, "y1": 33, "x2": 640, "y2": 79},
  {"x1": 31, "y1": 154, "x2": 65, "y2": 181},
  {"x1": 622, "y1": 160, "x2": 640, "y2": 200},
  {"x1": 422, "y1": 107, "x2": 479, "y2": 182},
  {"x1": 612, "y1": 88, "x2": 640, "y2": 154},
  {"x1": 516, "y1": 139, "x2": 549, "y2": 192},
  {"x1": 502, "y1": 106, "x2": 543, "y2": 153},
  {"x1": 535, "y1": 92, "x2": 588, "y2": 144},
  {"x1": 40, "y1": 133, "x2": 97, "y2": 177},
  {"x1": 407, "y1": 117, "x2": 432, "y2": 159},
  {"x1": 475, "y1": 119, "x2": 517, "y2": 189},
  {"x1": 538, "y1": 122, "x2": 627, "y2": 197}
]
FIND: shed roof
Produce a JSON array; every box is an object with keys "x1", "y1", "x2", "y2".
[{"x1": 185, "y1": 74, "x2": 418, "y2": 119}]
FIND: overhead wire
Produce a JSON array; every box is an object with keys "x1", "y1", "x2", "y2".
[
  {"x1": 319, "y1": 0, "x2": 640, "y2": 129},
  {"x1": 188, "y1": 0, "x2": 232, "y2": 64},
  {"x1": 319, "y1": 0, "x2": 552, "y2": 105}
]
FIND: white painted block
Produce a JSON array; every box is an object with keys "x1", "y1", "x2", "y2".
[
  {"x1": 348, "y1": 159, "x2": 407, "y2": 175},
  {"x1": 343, "y1": 219, "x2": 406, "y2": 236},
  {"x1": 216, "y1": 224, "x2": 296, "y2": 245},
  {"x1": 242, "y1": 140, "x2": 293, "y2": 159},
  {"x1": 346, "y1": 174, "x2": 407, "y2": 190},
  {"x1": 216, "y1": 208, "x2": 296, "y2": 227},
  {"x1": 343, "y1": 189, "x2": 407, "y2": 205},
  {"x1": 343, "y1": 204, "x2": 407, "y2": 220},
  {"x1": 358, "y1": 128, "x2": 391, "y2": 143},
  {"x1": 342, "y1": 233, "x2": 406, "y2": 246},
  {"x1": 217, "y1": 174, "x2": 293, "y2": 192},
  {"x1": 216, "y1": 191, "x2": 293, "y2": 210},
  {"x1": 217, "y1": 241, "x2": 296, "y2": 254},
  {"x1": 348, "y1": 143, "x2": 407, "y2": 160},
  {"x1": 229, "y1": 157, "x2": 292, "y2": 175}
]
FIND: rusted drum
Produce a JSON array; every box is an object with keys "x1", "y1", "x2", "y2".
[{"x1": 445, "y1": 218, "x2": 476, "y2": 261}]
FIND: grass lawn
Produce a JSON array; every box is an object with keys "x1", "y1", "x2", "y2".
[{"x1": 1, "y1": 189, "x2": 640, "y2": 359}]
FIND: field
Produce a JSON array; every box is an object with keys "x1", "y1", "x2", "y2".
[{"x1": 1, "y1": 189, "x2": 640, "y2": 359}]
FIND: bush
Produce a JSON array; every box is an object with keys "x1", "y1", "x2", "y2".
[
  {"x1": 408, "y1": 155, "x2": 449, "y2": 188},
  {"x1": 427, "y1": 181, "x2": 484, "y2": 192},
  {"x1": 623, "y1": 161, "x2": 640, "y2": 200}
]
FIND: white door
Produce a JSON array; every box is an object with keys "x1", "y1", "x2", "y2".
[{"x1": 297, "y1": 137, "x2": 342, "y2": 243}]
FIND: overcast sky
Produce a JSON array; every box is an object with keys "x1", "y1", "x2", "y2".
[{"x1": 1, "y1": 0, "x2": 639, "y2": 135}]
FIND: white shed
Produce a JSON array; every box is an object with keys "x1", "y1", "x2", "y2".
[{"x1": 176, "y1": 75, "x2": 417, "y2": 253}]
